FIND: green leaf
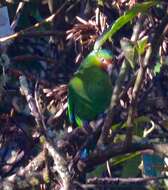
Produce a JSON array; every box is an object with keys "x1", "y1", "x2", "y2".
[
  {"x1": 122, "y1": 155, "x2": 141, "y2": 177},
  {"x1": 154, "y1": 62, "x2": 162, "y2": 74},
  {"x1": 136, "y1": 36, "x2": 148, "y2": 55},
  {"x1": 88, "y1": 164, "x2": 106, "y2": 177},
  {"x1": 120, "y1": 38, "x2": 137, "y2": 69},
  {"x1": 112, "y1": 152, "x2": 140, "y2": 167},
  {"x1": 111, "y1": 122, "x2": 123, "y2": 131},
  {"x1": 97, "y1": 0, "x2": 104, "y2": 6},
  {"x1": 134, "y1": 116, "x2": 151, "y2": 126},
  {"x1": 94, "y1": 1, "x2": 158, "y2": 50}
]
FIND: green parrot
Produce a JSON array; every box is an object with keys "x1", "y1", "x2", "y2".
[{"x1": 68, "y1": 49, "x2": 113, "y2": 128}]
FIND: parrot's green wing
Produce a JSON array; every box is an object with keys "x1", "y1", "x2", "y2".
[{"x1": 68, "y1": 65, "x2": 112, "y2": 127}]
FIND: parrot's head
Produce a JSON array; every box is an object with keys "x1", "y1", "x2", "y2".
[{"x1": 89, "y1": 49, "x2": 113, "y2": 75}]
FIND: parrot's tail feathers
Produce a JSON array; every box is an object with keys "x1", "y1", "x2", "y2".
[
  {"x1": 69, "y1": 112, "x2": 75, "y2": 124},
  {"x1": 67, "y1": 98, "x2": 76, "y2": 124},
  {"x1": 75, "y1": 115, "x2": 85, "y2": 128}
]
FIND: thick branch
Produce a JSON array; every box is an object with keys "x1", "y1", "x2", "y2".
[
  {"x1": 78, "y1": 142, "x2": 168, "y2": 173},
  {"x1": 87, "y1": 176, "x2": 168, "y2": 185}
]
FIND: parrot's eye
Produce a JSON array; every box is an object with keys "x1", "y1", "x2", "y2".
[
  {"x1": 99, "y1": 58, "x2": 113, "y2": 75},
  {"x1": 100, "y1": 58, "x2": 113, "y2": 66},
  {"x1": 100, "y1": 58, "x2": 106, "y2": 64}
]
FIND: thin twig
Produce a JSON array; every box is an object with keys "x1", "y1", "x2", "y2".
[
  {"x1": 0, "y1": 1, "x2": 69, "y2": 43},
  {"x1": 11, "y1": 54, "x2": 58, "y2": 64},
  {"x1": 125, "y1": 48, "x2": 151, "y2": 145},
  {"x1": 16, "y1": 31, "x2": 65, "y2": 38},
  {"x1": 11, "y1": 2, "x2": 25, "y2": 31},
  {"x1": 87, "y1": 176, "x2": 168, "y2": 185}
]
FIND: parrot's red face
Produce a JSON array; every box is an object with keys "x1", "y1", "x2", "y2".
[
  {"x1": 99, "y1": 57, "x2": 113, "y2": 75},
  {"x1": 87, "y1": 49, "x2": 113, "y2": 75}
]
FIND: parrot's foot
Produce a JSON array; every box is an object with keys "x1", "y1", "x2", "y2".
[{"x1": 82, "y1": 121, "x2": 93, "y2": 134}]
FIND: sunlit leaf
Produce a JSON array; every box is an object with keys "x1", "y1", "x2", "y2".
[
  {"x1": 154, "y1": 62, "x2": 162, "y2": 74},
  {"x1": 97, "y1": 0, "x2": 105, "y2": 6},
  {"x1": 94, "y1": 1, "x2": 158, "y2": 50},
  {"x1": 136, "y1": 36, "x2": 148, "y2": 55}
]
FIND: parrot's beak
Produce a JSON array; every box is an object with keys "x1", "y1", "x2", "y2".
[
  {"x1": 106, "y1": 63, "x2": 113, "y2": 75},
  {"x1": 101, "y1": 59, "x2": 113, "y2": 75}
]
